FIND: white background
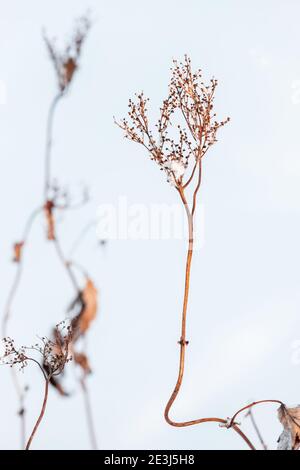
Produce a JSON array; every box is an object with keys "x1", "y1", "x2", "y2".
[{"x1": 0, "y1": 0, "x2": 300, "y2": 450}]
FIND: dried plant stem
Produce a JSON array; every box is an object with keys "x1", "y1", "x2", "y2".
[
  {"x1": 44, "y1": 82, "x2": 98, "y2": 449},
  {"x1": 246, "y1": 408, "x2": 268, "y2": 450},
  {"x1": 164, "y1": 166, "x2": 255, "y2": 450},
  {"x1": 53, "y1": 237, "x2": 80, "y2": 295},
  {"x1": 44, "y1": 93, "x2": 63, "y2": 200},
  {"x1": 25, "y1": 378, "x2": 49, "y2": 450},
  {"x1": 2, "y1": 206, "x2": 42, "y2": 338},
  {"x1": 68, "y1": 219, "x2": 97, "y2": 257},
  {"x1": 229, "y1": 399, "x2": 283, "y2": 427},
  {"x1": 80, "y1": 377, "x2": 98, "y2": 449}
]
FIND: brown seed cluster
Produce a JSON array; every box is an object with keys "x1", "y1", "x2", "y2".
[
  {"x1": 1, "y1": 321, "x2": 72, "y2": 377},
  {"x1": 116, "y1": 55, "x2": 229, "y2": 187}
]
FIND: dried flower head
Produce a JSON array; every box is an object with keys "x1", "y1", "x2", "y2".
[
  {"x1": 116, "y1": 55, "x2": 229, "y2": 188},
  {"x1": 1, "y1": 320, "x2": 73, "y2": 377},
  {"x1": 1, "y1": 337, "x2": 28, "y2": 371},
  {"x1": 44, "y1": 15, "x2": 91, "y2": 92},
  {"x1": 40, "y1": 321, "x2": 73, "y2": 376}
]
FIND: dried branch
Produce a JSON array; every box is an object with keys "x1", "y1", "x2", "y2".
[{"x1": 116, "y1": 56, "x2": 285, "y2": 450}]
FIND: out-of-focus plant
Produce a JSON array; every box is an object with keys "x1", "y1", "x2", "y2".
[
  {"x1": 2, "y1": 15, "x2": 99, "y2": 450},
  {"x1": 1, "y1": 321, "x2": 72, "y2": 450}
]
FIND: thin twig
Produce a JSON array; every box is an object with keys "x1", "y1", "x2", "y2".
[
  {"x1": 44, "y1": 93, "x2": 63, "y2": 200},
  {"x1": 53, "y1": 237, "x2": 81, "y2": 295},
  {"x1": 68, "y1": 219, "x2": 97, "y2": 257},
  {"x1": 80, "y1": 376, "x2": 98, "y2": 450},
  {"x1": 2, "y1": 206, "x2": 42, "y2": 338},
  {"x1": 245, "y1": 408, "x2": 268, "y2": 450}
]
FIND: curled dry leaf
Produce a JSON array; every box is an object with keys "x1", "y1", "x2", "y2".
[
  {"x1": 277, "y1": 404, "x2": 300, "y2": 450},
  {"x1": 13, "y1": 242, "x2": 24, "y2": 263},
  {"x1": 73, "y1": 351, "x2": 91, "y2": 374},
  {"x1": 71, "y1": 278, "x2": 98, "y2": 341},
  {"x1": 48, "y1": 279, "x2": 97, "y2": 393},
  {"x1": 44, "y1": 200, "x2": 55, "y2": 240}
]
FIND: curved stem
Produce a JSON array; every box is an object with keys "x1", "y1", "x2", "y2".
[
  {"x1": 25, "y1": 378, "x2": 49, "y2": 450},
  {"x1": 164, "y1": 185, "x2": 193, "y2": 422},
  {"x1": 164, "y1": 170, "x2": 255, "y2": 450},
  {"x1": 2, "y1": 206, "x2": 42, "y2": 338},
  {"x1": 229, "y1": 400, "x2": 283, "y2": 427}
]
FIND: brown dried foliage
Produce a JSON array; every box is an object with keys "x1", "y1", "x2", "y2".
[
  {"x1": 278, "y1": 405, "x2": 300, "y2": 450},
  {"x1": 71, "y1": 278, "x2": 98, "y2": 340}
]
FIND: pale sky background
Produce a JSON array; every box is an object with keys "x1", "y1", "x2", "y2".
[{"x1": 0, "y1": 0, "x2": 300, "y2": 450}]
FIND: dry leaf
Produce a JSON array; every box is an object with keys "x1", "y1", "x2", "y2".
[
  {"x1": 13, "y1": 242, "x2": 24, "y2": 263},
  {"x1": 277, "y1": 404, "x2": 300, "y2": 450},
  {"x1": 73, "y1": 351, "x2": 91, "y2": 374},
  {"x1": 63, "y1": 58, "x2": 77, "y2": 88},
  {"x1": 71, "y1": 279, "x2": 98, "y2": 340},
  {"x1": 44, "y1": 200, "x2": 55, "y2": 240},
  {"x1": 48, "y1": 279, "x2": 97, "y2": 394}
]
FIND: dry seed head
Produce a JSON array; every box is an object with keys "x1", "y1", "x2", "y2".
[
  {"x1": 116, "y1": 56, "x2": 229, "y2": 188},
  {"x1": 44, "y1": 15, "x2": 91, "y2": 92},
  {"x1": 1, "y1": 320, "x2": 73, "y2": 376}
]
